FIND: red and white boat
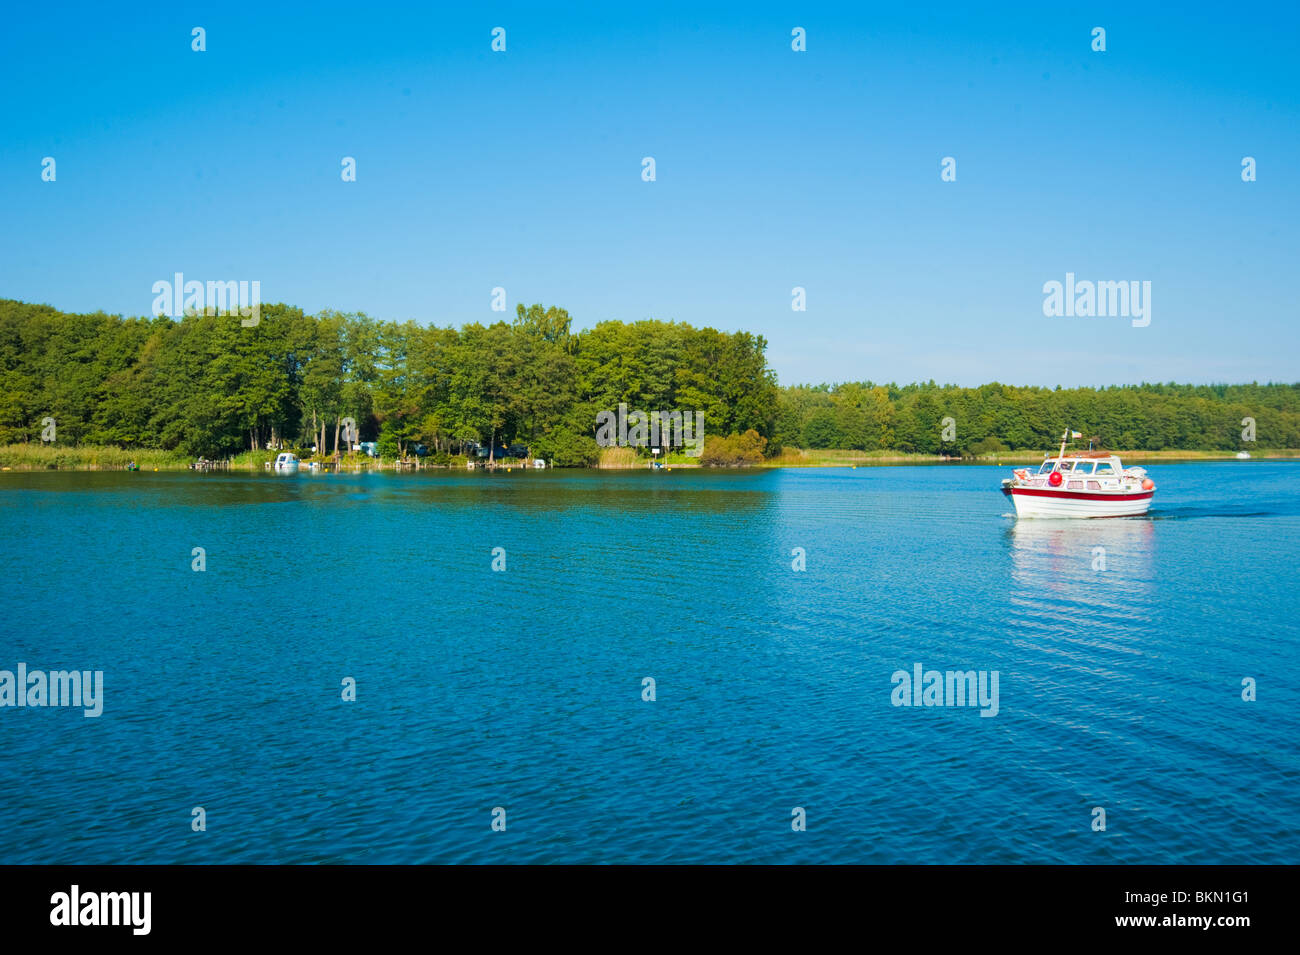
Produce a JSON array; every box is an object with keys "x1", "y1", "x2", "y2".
[{"x1": 1000, "y1": 431, "x2": 1155, "y2": 518}]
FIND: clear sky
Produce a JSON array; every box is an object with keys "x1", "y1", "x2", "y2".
[{"x1": 1, "y1": 1, "x2": 1296, "y2": 388}]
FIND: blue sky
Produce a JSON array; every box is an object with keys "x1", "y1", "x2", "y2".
[{"x1": 1, "y1": 1, "x2": 1296, "y2": 387}]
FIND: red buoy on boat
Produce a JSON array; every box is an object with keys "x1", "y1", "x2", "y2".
[
  {"x1": 1048, "y1": 471, "x2": 1063, "y2": 487},
  {"x1": 1141, "y1": 478, "x2": 1154, "y2": 490}
]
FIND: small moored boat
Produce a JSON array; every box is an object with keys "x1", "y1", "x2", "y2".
[
  {"x1": 273, "y1": 452, "x2": 300, "y2": 473},
  {"x1": 1000, "y1": 430, "x2": 1155, "y2": 518}
]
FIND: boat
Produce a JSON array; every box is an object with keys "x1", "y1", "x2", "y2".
[
  {"x1": 1236, "y1": 451, "x2": 1251, "y2": 460},
  {"x1": 272, "y1": 452, "x2": 300, "y2": 473},
  {"x1": 1000, "y1": 430, "x2": 1155, "y2": 518}
]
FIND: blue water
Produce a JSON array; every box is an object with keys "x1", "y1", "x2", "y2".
[{"x1": 1, "y1": 463, "x2": 1297, "y2": 863}]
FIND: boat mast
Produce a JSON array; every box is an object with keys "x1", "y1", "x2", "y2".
[{"x1": 1057, "y1": 428, "x2": 1070, "y2": 465}]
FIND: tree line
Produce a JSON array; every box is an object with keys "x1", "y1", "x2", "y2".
[
  {"x1": 1, "y1": 298, "x2": 1295, "y2": 462},
  {"x1": 0, "y1": 299, "x2": 776, "y2": 464},
  {"x1": 774, "y1": 380, "x2": 1300, "y2": 454}
]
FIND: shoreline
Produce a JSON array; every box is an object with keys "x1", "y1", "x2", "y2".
[
  {"x1": 1, "y1": 444, "x2": 1295, "y2": 472},
  {"x1": 757, "y1": 448, "x2": 1300, "y2": 467}
]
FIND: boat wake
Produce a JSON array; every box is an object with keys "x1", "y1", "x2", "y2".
[{"x1": 1149, "y1": 505, "x2": 1284, "y2": 520}]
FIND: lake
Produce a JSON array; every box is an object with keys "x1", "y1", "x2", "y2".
[{"x1": 1, "y1": 463, "x2": 1297, "y2": 863}]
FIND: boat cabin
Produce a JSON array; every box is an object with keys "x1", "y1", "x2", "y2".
[{"x1": 1018, "y1": 450, "x2": 1145, "y2": 491}]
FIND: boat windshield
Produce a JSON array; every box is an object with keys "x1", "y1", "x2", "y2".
[{"x1": 1037, "y1": 462, "x2": 1055, "y2": 474}]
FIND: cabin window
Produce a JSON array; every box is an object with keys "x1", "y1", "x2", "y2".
[{"x1": 1094, "y1": 462, "x2": 1116, "y2": 476}]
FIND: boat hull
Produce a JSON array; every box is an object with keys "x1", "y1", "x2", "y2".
[{"x1": 1006, "y1": 486, "x2": 1153, "y2": 518}]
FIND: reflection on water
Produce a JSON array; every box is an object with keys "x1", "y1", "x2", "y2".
[
  {"x1": 1004, "y1": 518, "x2": 1159, "y2": 668},
  {"x1": 1008, "y1": 517, "x2": 1155, "y2": 598}
]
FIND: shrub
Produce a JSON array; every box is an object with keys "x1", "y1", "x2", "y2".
[
  {"x1": 531, "y1": 431, "x2": 600, "y2": 467},
  {"x1": 970, "y1": 435, "x2": 1009, "y2": 457},
  {"x1": 701, "y1": 430, "x2": 768, "y2": 466}
]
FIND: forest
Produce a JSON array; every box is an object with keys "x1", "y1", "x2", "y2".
[{"x1": 0, "y1": 298, "x2": 1296, "y2": 463}]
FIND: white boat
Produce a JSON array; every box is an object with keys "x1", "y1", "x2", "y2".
[
  {"x1": 272, "y1": 452, "x2": 300, "y2": 473},
  {"x1": 1000, "y1": 430, "x2": 1155, "y2": 518},
  {"x1": 1236, "y1": 451, "x2": 1251, "y2": 460}
]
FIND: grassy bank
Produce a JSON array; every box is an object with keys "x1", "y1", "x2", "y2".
[
  {"x1": 596, "y1": 447, "x2": 640, "y2": 468},
  {"x1": 3, "y1": 443, "x2": 1297, "y2": 471},
  {"x1": 596, "y1": 446, "x2": 704, "y2": 468},
  {"x1": 0, "y1": 444, "x2": 189, "y2": 470},
  {"x1": 763, "y1": 447, "x2": 1300, "y2": 467}
]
